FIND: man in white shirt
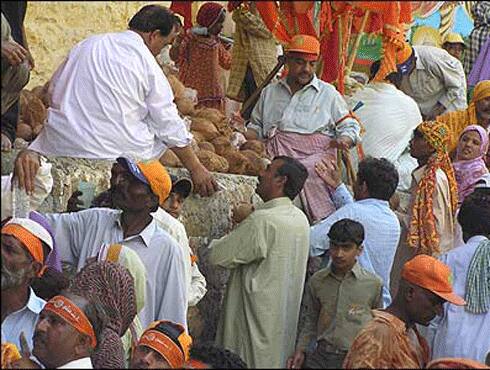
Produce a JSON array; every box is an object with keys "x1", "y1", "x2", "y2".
[
  {"x1": 1, "y1": 217, "x2": 54, "y2": 350},
  {"x1": 13, "y1": 5, "x2": 217, "y2": 197},
  {"x1": 45, "y1": 157, "x2": 189, "y2": 329}
]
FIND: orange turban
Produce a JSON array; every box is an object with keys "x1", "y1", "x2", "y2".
[{"x1": 472, "y1": 80, "x2": 490, "y2": 103}]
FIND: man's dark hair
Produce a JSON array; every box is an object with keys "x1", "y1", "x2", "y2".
[
  {"x1": 32, "y1": 267, "x2": 70, "y2": 301},
  {"x1": 328, "y1": 218, "x2": 365, "y2": 246},
  {"x1": 61, "y1": 290, "x2": 107, "y2": 352},
  {"x1": 458, "y1": 188, "x2": 490, "y2": 239},
  {"x1": 274, "y1": 156, "x2": 308, "y2": 200},
  {"x1": 128, "y1": 5, "x2": 180, "y2": 36},
  {"x1": 190, "y1": 342, "x2": 247, "y2": 369},
  {"x1": 369, "y1": 60, "x2": 402, "y2": 87},
  {"x1": 151, "y1": 321, "x2": 186, "y2": 356},
  {"x1": 357, "y1": 157, "x2": 399, "y2": 201}
]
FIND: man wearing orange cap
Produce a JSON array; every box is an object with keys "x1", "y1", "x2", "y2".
[
  {"x1": 239, "y1": 34, "x2": 361, "y2": 223},
  {"x1": 42, "y1": 157, "x2": 189, "y2": 330},
  {"x1": 1, "y1": 217, "x2": 53, "y2": 351},
  {"x1": 343, "y1": 254, "x2": 465, "y2": 369},
  {"x1": 397, "y1": 43, "x2": 467, "y2": 120},
  {"x1": 130, "y1": 320, "x2": 192, "y2": 369}
]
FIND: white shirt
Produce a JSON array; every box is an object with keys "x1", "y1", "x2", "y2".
[
  {"x1": 29, "y1": 30, "x2": 192, "y2": 161},
  {"x1": 57, "y1": 357, "x2": 93, "y2": 369},
  {"x1": 44, "y1": 208, "x2": 188, "y2": 329},
  {"x1": 1, "y1": 288, "x2": 46, "y2": 350},
  {"x1": 310, "y1": 184, "x2": 401, "y2": 308},
  {"x1": 152, "y1": 208, "x2": 207, "y2": 307},
  {"x1": 426, "y1": 236, "x2": 490, "y2": 363}
]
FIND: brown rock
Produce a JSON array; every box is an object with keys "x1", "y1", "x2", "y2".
[{"x1": 197, "y1": 150, "x2": 229, "y2": 173}]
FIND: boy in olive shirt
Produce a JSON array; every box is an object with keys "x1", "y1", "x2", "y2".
[{"x1": 288, "y1": 219, "x2": 383, "y2": 369}]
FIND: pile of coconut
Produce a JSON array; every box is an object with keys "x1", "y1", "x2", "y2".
[
  {"x1": 161, "y1": 72, "x2": 270, "y2": 176},
  {"x1": 15, "y1": 84, "x2": 49, "y2": 142}
]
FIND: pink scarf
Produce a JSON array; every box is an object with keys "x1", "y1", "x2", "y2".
[{"x1": 453, "y1": 125, "x2": 489, "y2": 205}]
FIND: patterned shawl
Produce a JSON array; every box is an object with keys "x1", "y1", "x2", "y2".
[
  {"x1": 465, "y1": 239, "x2": 490, "y2": 314},
  {"x1": 453, "y1": 125, "x2": 489, "y2": 205},
  {"x1": 408, "y1": 120, "x2": 458, "y2": 255},
  {"x1": 437, "y1": 80, "x2": 490, "y2": 153}
]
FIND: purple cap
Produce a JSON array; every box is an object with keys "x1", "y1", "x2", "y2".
[
  {"x1": 116, "y1": 157, "x2": 149, "y2": 185},
  {"x1": 28, "y1": 211, "x2": 62, "y2": 272}
]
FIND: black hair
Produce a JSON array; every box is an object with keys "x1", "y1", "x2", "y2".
[
  {"x1": 327, "y1": 218, "x2": 365, "y2": 246},
  {"x1": 190, "y1": 342, "x2": 247, "y2": 369},
  {"x1": 152, "y1": 321, "x2": 186, "y2": 356},
  {"x1": 369, "y1": 60, "x2": 402, "y2": 87},
  {"x1": 457, "y1": 188, "x2": 490, "y2": 240},
  {"x1": 357, "y1": 157, "x2": 399, "y2": 201},
  {"x1": 274, "y1": 156, "x2": 308, "y2": 200},
  {"x1": 60, "y1": 290, "x2": 107, "y2": 352},
  {"x1": 31, "y1": 267, "x2": 70, "y2": 301},
  {"x1": 128, "y1": 5, "x2": 180, "y2": 37}
]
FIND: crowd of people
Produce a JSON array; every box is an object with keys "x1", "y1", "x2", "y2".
[{"x1": 1, "y1": 1, "x2": 490, "y2": 369}]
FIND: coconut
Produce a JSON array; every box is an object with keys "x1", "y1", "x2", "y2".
[
  {"x1": 197, "y1": 150, "x2": 229, "y2": 173},
  {"x1": 240, "y1": 139, "x2": 267, "y2": 157},
  {"x1": 16, "y1": 123, "x2": 33, "y2": 141},
  {"x1": 160, "y1": 149, "x2": 183, "y2": 168},
  {"x1": 240, "y1": 149, "x2": 264, "y2": 176},
  {"x1": 194, "y1": 107, "x2": 225, "y2": 124},
  {"x1": 175, "y1": 97, "x2": 196, "y2": 116},
  {"x1": 32, "y1": 124, "x2": 44, "y2": 137},
  {"x1": 198, "y1": 141, "x2": 215, "y2": 153},
  {"x1": 223, "y1": 150, "x2": 250, "y2": 175},
  {"x1": 211, "y1": 136, "x2": 232, "y2": 156},
  {"x1": 167, "y1": 74, "x2": 186, "y2": 100},
  {"x1": 190, "y1": 117, "x2": 220, "y2": 141},
  {"x1": 191, "y1": 131, "x2": 206, "y2": 143}
]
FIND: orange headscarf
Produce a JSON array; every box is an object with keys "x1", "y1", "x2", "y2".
[
  {"x1": 407, "y1": 121, "x2": 458, "y2": 256},
  {"x1": 437, "y1": 80, "x2": 490, "y2": 153}
]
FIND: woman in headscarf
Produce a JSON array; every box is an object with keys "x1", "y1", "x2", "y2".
[
  {"x1": 437, "y1": 80, "x2": 490, "y2": 153},
  {"x1": 407, "y1": 120, "x2": 458, "y2": 256},
  {"x1": 170, "y1": 2, "x2": 231, "y2": 112},
  {"x1": 70, "y1": 261, "x2": 137, "y2": 369},
  {"x1": 453, "y1": 125, "x2": 489, "y2": 206},
  {"x1": 97, "y1": 243, "x2": 147, "y2": 367}
]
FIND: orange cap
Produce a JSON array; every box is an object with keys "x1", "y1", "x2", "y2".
[
  {"x1": 286, "y1": 34, "x2": 320, "y2": 60},
  {"x1": 137, "y1": 161, "x2": 172, "y2": 207},
  {"x1": 401, "y1": 255, "x2": 465, "y2": 306}
]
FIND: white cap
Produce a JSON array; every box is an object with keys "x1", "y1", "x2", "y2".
[{"x1": 5, "y1": 217, "x2": 54, "y2": 251}]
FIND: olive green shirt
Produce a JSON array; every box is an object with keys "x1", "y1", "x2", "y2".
[{"x1": 297, "y1": 262, "x2": 383, "y2": 352}]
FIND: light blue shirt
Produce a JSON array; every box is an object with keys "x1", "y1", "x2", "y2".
[
  {"x1": 45, "y1": 208, "x2": 188, "y2": 329},
  {"x1": 1, "y1": 288, "x2": 46, "y2": 350},
  {"x1": 426, "y1": 235, "x2": 490, "y2": 363},
  {"x1": 310, "y1": 184, "x2": 401, "y2": 308},
  {"x1": 248, "y1": 76, "x2": 361, "y2": 144}
]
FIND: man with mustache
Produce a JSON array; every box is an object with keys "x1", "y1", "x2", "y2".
[
  {"x1": 1, "y1": 217, "x2": 53, "y2": 351},
  {"x1": 208, "y1": 156, "x2": 310, "y2": 368},
  {"x1": 233, "y1": 34, "x2": 361, "y2": 223},
  {"x1": 343, "y1": 254, "x2": 465, "y2": 368}
]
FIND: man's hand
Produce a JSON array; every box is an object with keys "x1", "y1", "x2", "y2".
[
  {"x1": 190, "y1": 164, "x2": 219, "y2": 197},
  {"x1": 287, "y1": 350, "x2": 305, "y2": 369},
  {"x1": 232, "y1": 203, "x2": 254, "y2": 225},
  {"x1": 1, "y1": 133, "x2": 12, "y2": 152},
  {"x1": 329, "y1": 136, "x2": 354, "y2": 151},
  {"x1": 66, "y1": 190, "x2": 84, "y2": 212},
  {"x1": 315, "y1": 157, "x2": 341, "y2": 189},
  {"x1": 13, "y1": 149, "x2": 40, "y2": 195},
  {"x1": 1, "y1": 40, "x2": 28, "y2": 66},
  {"x1": 425, "y1": 102, "x2": 446, "y2": 121}
]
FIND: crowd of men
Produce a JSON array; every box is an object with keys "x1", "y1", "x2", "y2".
[{"x1": 1, "y1": 2, "x2": 490, "y2": 369}]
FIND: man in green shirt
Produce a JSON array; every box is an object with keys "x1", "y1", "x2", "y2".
[
  {"x1": 208, "y1": 156, "x2": 310, "y2": 368},
  {"x1": 288, "y1": 218, "x2": 383, "y2": 369}
]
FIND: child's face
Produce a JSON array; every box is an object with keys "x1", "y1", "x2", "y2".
[
  {"x1": 458, "y1": 130, "x2": 482, "y2": 161},
  {"x1": 329, "y1": 242, "x2": 362, "y2": 272}
]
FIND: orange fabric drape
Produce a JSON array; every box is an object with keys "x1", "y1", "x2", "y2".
[
  {"x1": 171, "y1": 1, "x2": 193, "y2": 30},
  {"x1": 255, "y1": 1, "x2": 292, "y2": 44}
]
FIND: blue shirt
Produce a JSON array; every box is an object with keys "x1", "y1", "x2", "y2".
[
  {"x1": 1, "y1": 288, "x2": 46, "y2": 350},
  {"x1": 310, "y1": 184, "x2": 401, "y2": 308},
  {"x1": 426, "y1": 235, "x2": 490, "y2": 363}
]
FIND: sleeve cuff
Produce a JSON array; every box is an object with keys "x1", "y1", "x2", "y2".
[{"x1": 332, "y1": 183, "x2": 354, "y2": 208}]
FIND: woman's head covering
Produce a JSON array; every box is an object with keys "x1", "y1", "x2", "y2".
[
  {"x1": 196, "y1": 2, "x2": 225, "y2": 29},
  {"x1": 71, "y1": 261, "x2": 137, "y2": 369},
  {"x1": 427, "y1": 357, "x2": 490, "y2": 369},
  {"x1": 97, "y1": 244, "x2": 146, "y2": 314},
  {"x1": 407, "y1": 120, "x2": 458, "y2": 255},
  {"x1": 454, "y1": 125, "x2": 490, "y2": 204},
  {"x1": 28, "y1": 211, "x2": 62, "y2": 272},
  {"x1": 472, "y1": 80, "x2": 490, "y2": 103}
]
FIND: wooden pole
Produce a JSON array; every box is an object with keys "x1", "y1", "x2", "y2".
[{"x1": 346, "y1": 10, "x2": 370, "y2": 76}]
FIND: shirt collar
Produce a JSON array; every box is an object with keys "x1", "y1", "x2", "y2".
[
  {"x1": 255, "y1": 197, "x2": 292, "y2": 211},
  {"x1": 114, "y1": 212, "x2": 157, "y2": 248},
  {"x1": 26, "y1": 287, "x2": 46, "y2": 315},
  {"x1": 324, "y1": 261, "x2": 362, "y2": 279},
  {"x1": 356, "y1": 198, "x2": 391, "y2": 208},
  {"x1": 466, "y1": 235, "x2": 489, "y2": 245},
  {"x1": 279, "y1": 74, "x2": 321, "y2": 93},
  {"x1": 413, "y1": 46, "x2": 425, "y2": 70}
]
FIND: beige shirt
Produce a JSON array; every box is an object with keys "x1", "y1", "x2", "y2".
[
  {"x1": 400, "y1": 45, "x2": 467, "y2": 117},
  {"x1": 410, "y1": 165, "x2": 455, "y2": 254}
]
